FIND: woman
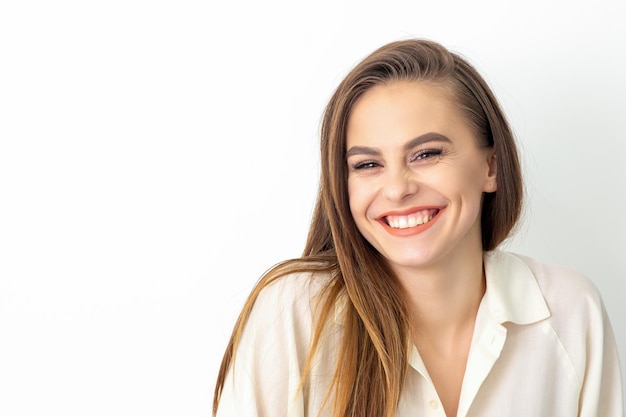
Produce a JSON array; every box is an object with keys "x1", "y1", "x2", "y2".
[{"x1": 212, "y1": 39, "x2": 623, "y2": 417}]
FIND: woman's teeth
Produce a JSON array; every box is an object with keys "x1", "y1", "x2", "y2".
[{"x1": 385, "y1": 210, "x2": 437, "y2": 229}]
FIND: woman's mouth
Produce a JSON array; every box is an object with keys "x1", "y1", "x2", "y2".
[
  {"x1": 377, "y1": 207, "x2": 444, "y2": 236},
  {"x1": 384, "y1": 208, "x2": 440, "y2": 229}
]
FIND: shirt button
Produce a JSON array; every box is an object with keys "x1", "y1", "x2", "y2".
[{"x1": 429, "y1": 399, "x2": 439, "y2": 409}]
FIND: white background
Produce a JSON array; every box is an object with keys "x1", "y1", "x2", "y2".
[{"x1": 1, "y1": 1, "x2": 624, "y2": 415}]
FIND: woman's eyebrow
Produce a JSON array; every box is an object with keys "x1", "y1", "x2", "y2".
[
  {"x1": 346, "y1": 132, "x2": 452, "y2": 158},
  {"x1": 403, "y1": 132, "x2": 452, "y2": 151},
  {"x1": 346, "y1": 146, "x2": 380, "y2": 158}
]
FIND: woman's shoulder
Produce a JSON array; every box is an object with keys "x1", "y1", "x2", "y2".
[
  {"x1": 255, "y1": 268, "x2": 333, "y2": 307},
  {"x1": 247, "y1": 263, "x2": 336, "y2": 328},
  {"x1": 506, "y1": 251, "x2": 601, "y2": 303},
  {"x1": 494, "y1": 250, "x2": 606, "y2": 323}
]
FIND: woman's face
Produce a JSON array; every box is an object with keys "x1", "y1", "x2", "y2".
[{"x1": 346, "y1": 81, "x2": 497, "y2": 273}]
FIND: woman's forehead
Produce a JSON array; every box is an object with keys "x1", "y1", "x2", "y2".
[{"x1": 346, "y1": 81, "x2": 471, "y2": 147}]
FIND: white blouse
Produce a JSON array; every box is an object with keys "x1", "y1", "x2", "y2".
[{"x1": 215, "y1": 251, "x2": 623, "y2": 416}]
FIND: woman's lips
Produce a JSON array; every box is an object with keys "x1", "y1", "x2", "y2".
[{"x1": 377, "y1": 207, "x2": 445, "y2": 236}]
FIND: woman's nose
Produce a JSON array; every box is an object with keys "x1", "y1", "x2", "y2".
[{"x1": 381, "y1": 167, "x2": 418, "y2": 201}]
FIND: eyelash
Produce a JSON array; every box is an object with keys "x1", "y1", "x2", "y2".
[
  {"x1": 410, "y1": 148, "x2": 443, "y2": 162},
  {"x1": 351, "y1": 148, "x2": 444, "y2": 171},
  {"x1": 352, "y1": 160, "x2": 380, "y2": 170}
]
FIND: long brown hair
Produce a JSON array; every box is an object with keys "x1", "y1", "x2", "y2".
[{"x1": 213, "y1": 38, "x2": 523, "y2": 417}]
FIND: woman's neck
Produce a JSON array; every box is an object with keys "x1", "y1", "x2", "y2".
[{"x1": 394, "y1": 248, "x2": 486, "y2": 338}]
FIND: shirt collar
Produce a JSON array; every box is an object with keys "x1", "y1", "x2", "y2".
[
  {"x1": 334, "y1": 250, "x2": 551, "y2": 326},
  {"x1": 483, "y1": 250, "x2": 551, "y2": 325}
]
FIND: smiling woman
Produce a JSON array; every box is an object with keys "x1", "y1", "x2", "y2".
[
  {"x1": 346, "y1": 82, "x2": 497, "y2": 275},
  {"x1": 212, "y1": 39, "x2": 623, "y2": 417}
]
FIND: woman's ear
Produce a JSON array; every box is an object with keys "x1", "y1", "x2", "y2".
[{"x1": 483, "y1": 148, "x2": 497, "y2": 193}]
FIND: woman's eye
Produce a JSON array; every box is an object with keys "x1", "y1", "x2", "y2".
[
  {"x1": 411, "y1": 148, "x2": 443, "y2": 162},
  {"x1": 352, "y1": 160, "x2": 380, "y2": 170}
]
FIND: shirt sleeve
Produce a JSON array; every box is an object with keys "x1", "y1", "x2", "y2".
[
  {"x1": 578, "y1": 296, "x2": 624, "y2": 416},
  {"x1": 215, "y1": 276, "x2": 314, "y2": 417}
]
